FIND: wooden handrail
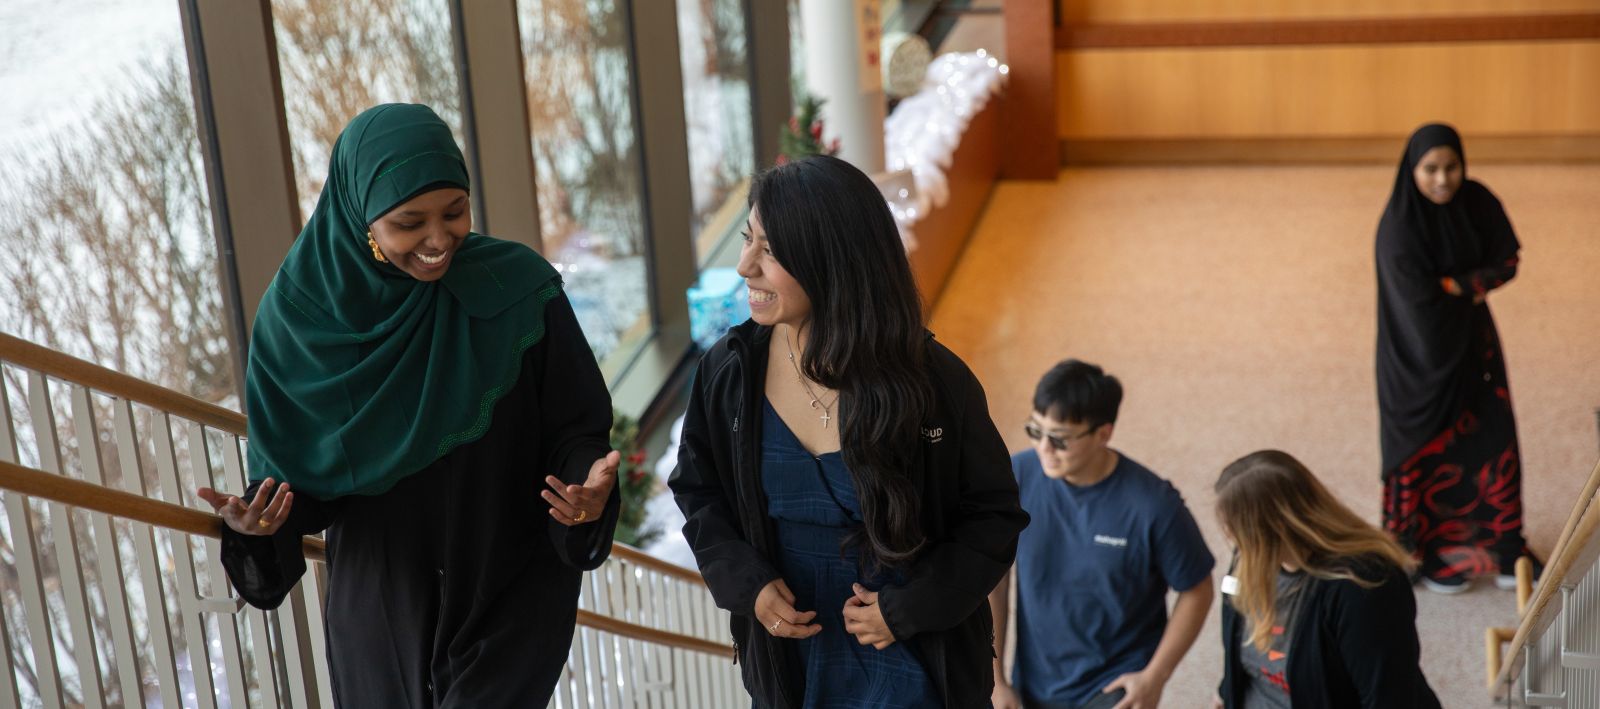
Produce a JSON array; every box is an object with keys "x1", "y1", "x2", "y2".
[
  {"x1": 1, "y1": 332, "x2": 724, "y2": 649},
  {"x1": 576, "y1": 609, "x2": 733, "y2": 657},
  {"x1": 0, "y1": 332, "x2": 708, "y2": 582},
  {"x1": 0, "y1": 458, "x2": 327, "y2": 561},
  {"x1": 610, "y1": 542, "x2": 705, "y2": 584},
  {"x1": 1492, "y1": 458, "x2": 1600, "y2": 695},
  {"x1": 1537, "y1": 457, "x2": 1600, "y2": 599},
  {"x1": 0, "y1": 458, "x2": 732, "y2": 654},
  {"x1": 0, "y1": 333, "x2": 247, "y2": 437}
]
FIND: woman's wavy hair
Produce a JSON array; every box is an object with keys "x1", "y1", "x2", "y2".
[
  {"x1": 750, "y1": 154, "x2": 933, "y2": 571},
  {"x1": 1215, "y1": 450, "x2": 1415, "y2": 651}
]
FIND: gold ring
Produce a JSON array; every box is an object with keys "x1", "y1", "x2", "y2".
[
  {"x1": 574, "y1": 510, "x2": 587, "y2": 523},
  {"x1": 257, "y1": 518, "x2": 270, "y2": 529},
  {"x1": 770, "y1": 618, "x2": 782, "y2": 633}
]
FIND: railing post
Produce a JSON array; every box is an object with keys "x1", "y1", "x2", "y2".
[
  {"x1": 151, "y1": 412, "x2": 220, "y2": 708},
  {"x1": 219, "y1": 434, "x2": 286, "y2": 708},
  {"x1": 189, "y1": 423, "x2": 253, "y2": 707},
  {"x1": 1559, "y1": 584, "x2": 1600, "y2": 671},
  {"x1": 27, "y1": 372, "x2": 105, "y2": 708},
  {"x1": 70, "y1": 386, "x2": 144, "y2": 707},
  {"x1": 1525, "y1": 641, "x2": 1569, "y2": 707},
  {"x1": 0, "y1": 370, "x2": 36, "y2": 708},
  {"x1": 112, "y1": 398, "x2": 183, "y2": 709}
]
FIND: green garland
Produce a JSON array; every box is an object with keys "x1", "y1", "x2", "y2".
[
  {"x1": 611, "y1": 411, "x2": 663, "y2": 548},
  {"x1": 777, "y1": 92, "x2": 841, "y2": 165}
]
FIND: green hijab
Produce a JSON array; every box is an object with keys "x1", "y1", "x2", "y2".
[{"x1": 245, "y1": 103, "x2": 561, "y2": 498}]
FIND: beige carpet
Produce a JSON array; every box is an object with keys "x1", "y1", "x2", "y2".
[{"x1": 929, "y1": 164, "x2": 1600, "y2": 707}]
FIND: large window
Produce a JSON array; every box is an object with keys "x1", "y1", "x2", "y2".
[
  {"x1": 270, "y1": 0, "x2": 469, "y2": 223},
  {"x1": 0, "y1": 0, "x2": 235, "y2": 408},
  {"x1": 0, "y1": 4, "x2": 240, "y2": 707},
  {"x1": 517, "y1": 0, "x2": 652, "y2": 363},
  {"x1": 677, "y1": 0, "x2": 755, "y2": 263}
]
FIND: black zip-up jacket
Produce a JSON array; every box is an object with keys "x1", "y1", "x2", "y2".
[
  {"x1": 1218, "y1": 558, "x2": 1442, "y2": 709},
  {"x1": 669, "y1": 322, "x2": 1029, "y2": 707}
]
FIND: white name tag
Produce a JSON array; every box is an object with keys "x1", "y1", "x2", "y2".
[
  {"x1": 1220, "y1": 574, "x2": 1240, "y2": 596},
  {"x1": 1092, "y1": 534, "x2": 1128, "y2": 548}
]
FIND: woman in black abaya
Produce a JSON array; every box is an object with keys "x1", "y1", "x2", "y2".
[{"x1": 1375, "y1": 123, "x2": 1530, "y2": 594}]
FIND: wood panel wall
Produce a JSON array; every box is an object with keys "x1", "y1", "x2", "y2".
[
  {"x1": 1058, "y1": 42, "x2": 1600, "y2": 139},
  {"x1": 1057, "y1": 0, "x2": 1600, "y2": 23},
  {"x1": 1046, "y1": 0, "x2": 1600, "y2": 161}
]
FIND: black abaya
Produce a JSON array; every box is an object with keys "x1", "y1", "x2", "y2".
[
  {"x1": 1375, "y1": 124, "x2": 1527, "y2": 581},
  {"x1": 222, "y1": 294, "x2": 620, "y2": 706}
]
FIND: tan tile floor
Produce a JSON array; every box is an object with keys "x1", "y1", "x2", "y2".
[{"x1": 931, "y1": 164, "x2": 1600, "y2": 707}]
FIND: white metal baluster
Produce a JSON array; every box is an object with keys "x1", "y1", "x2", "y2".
[
  {"x1": 604, "y1": 563, "x2": 627, "y2": 708},
  {"x1": 190, "y1": 424, "x2": 252, "y2": 708},
  {"x1": 152, "y1": 412, "x2": 219, "y2": 708},
  {"x1": 69, "y1": 386, "x2": 142, "y2": 707},
  {"x1": 649, "y1": 571, "x2": 673, "y2": 708},
  {"x1": 0, "y1": 369, "x2": 37, "y2": 707},
  {"x1": 701, "y1": 587, "x2": 716, "y2": 707},
  {"x1": 681, "y1": 579, "x2": 701, "y2": 708},
  {"x1": 577, "y1": 574, "x2": 600, "y2": 709},
  {"x1": 565, "y1": 583, "x2": 589, "y2": 709},
  {"x1": 620, "y1": 563, "x2": 644, "y2": 707},
  {"x1": 113, "y1": 399, "x2": 182, "y2": 708},
  {"x1": 219, "y1": 432, "x2": 282, "y2": 709},
  {"x1": 634, "y1": 568, "x2": 653, "y2": 707},
  {"x1": 27, "y1": 372, "x2": 105, "y2": 708},
  {"x1": 717, "y1": 592, "x2": 732, "y2": 707}
]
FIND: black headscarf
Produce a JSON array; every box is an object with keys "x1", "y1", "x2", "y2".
[{"x1": 1375, "y1": 123, "x2": 1520, "y2": 471}]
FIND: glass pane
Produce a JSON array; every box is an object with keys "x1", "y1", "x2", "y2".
[
  {"x1": 518, "y1": 0, "x2": 652, "y2": 365},
  {"x1": 0, "y1": 0, "x2": 238, "y2": 408},
  {"x1": 0, "y1": 1, "x2": 242, "y2": 706},
  {"x1": 677, "y1": 0, "x2": 755, "y2": 264},
  {"x1": 271, "y1": 0, "x2": 468, "y2": 224},
  {"x1": 789, "y1": 0, "x2": 806, "y2": 91}
]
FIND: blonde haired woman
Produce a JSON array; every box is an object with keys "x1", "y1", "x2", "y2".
[{"x1": 1212, "y1": 450, "x2": 1440, "y2": 709}]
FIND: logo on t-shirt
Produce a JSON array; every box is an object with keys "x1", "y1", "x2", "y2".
[
  {"x1": 1092, "y1": 534, "x2": 1128, "y2": 548},
  {"x1": 920, "y1": 426, "x2": 944, "y2": 443}
]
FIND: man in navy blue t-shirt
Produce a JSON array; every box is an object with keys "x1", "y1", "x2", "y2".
[{"x1": 990, "y1": 360, "x2": 1215, "y2": 709}]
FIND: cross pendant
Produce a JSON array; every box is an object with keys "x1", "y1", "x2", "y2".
[{"x1": 820, "y1": 412, "x2": 831, "y2": 428}]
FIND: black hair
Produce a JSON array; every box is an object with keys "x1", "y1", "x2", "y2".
[
  {"x1": 1032, "y1": 359, "x2": 1122, "y2": 430},
  {"x1": 750, "y1": 154, "x2": 933, "y2": 571}
]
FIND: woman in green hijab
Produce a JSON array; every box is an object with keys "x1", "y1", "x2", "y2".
[{"x1": 195, "y1": 103, "x2": 621, "y2": 705}]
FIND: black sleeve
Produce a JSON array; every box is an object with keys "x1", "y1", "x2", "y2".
[
  {"x1": 220, "y1": 482, "x2": 339, "y2": 610},
  {"x1": 1447, "y1": 185, "x2": 1521, "y2": 297},
  {"x1": 879, "y1": 361, "x2": 1029, "y2": 640},
  {"x1": 1330, "y1": 569, "x2": 1433, "y2": 708},
  {"x1": 1377, "y1": 239, "x2": 1464, "y2": 372},
  {"x1": 537, "y1": 294, "x2": 620, "y2": 571},
  {"x1": 668, "y1": 354, "x2": 782, "y2": 615}
]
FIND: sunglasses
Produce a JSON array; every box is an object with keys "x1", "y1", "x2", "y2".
[{"x1": 1023, "y1": 420, "x2": 1099, "y2": 451}]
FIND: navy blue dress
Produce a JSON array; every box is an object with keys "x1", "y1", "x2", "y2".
[{"x1": 760, "y1": 400, "x2": 937, "y2": 708}]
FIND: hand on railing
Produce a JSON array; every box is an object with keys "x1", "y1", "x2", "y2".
[
  {"x1": 197, "y1": 478, "x2": 294, "y2": 536},
  {"x1": 543, "y1": 451, "x2": 620, "y2": 526}
]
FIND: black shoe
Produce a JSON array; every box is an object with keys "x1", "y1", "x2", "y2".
[
  {"x1": 1496, "y1": 551, "x2": 1544, "y2": 591},
  {"x1": 1421, "y1": 572, "x2": 1470, "y2": 595}
]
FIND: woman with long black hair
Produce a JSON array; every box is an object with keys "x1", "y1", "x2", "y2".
[
  {"x1": 1375, "y1": 123, "x2": 1531, "y2": 594},
  {"x1": 670, "y1": 154, "x2": 1028, "y2": 707}
]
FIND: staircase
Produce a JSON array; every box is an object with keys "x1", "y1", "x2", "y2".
[
  {"x1": 1491, "y1": 458, "x2": 1600, "y2": 706},
  {"x1": 0, "y1": 333, "x2": 738, "y2": 708}
]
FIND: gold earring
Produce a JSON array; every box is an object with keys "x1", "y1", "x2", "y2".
[{"x1": 367, "y1": 231, "x2": 387, "y2": 263}]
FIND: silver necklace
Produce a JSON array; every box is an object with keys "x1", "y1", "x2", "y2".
[{"x1": 784, "y1": 326, "x2": 836, "y2": 428}]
